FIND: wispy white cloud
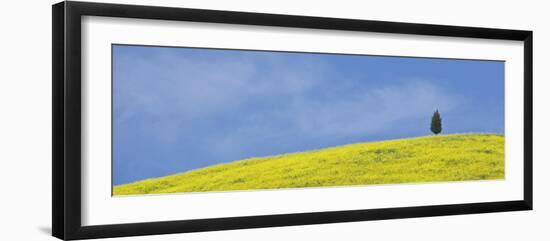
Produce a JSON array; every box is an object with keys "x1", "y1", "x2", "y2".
[
  {"x1": 114, "y1": 49, "x2": 458, "y2": 151},
  {"x1": 290, "y1": 80, "x2": 457, "y2": 136}
]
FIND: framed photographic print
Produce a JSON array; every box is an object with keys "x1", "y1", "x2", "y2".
[{"x1": 52, "y1": 1, "x2": 533, "y2": 240}]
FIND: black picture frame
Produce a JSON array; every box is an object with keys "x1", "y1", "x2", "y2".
[{"x1": 52, "y1": 1, "x2": 533, "y2": 240}]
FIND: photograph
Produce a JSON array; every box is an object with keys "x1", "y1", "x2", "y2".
[
  {"x1": 48, "y1": 1, "x2": 535, "y2": 239},
  {"x1": 112, "y1": 44, "x2": 505, "y2": 196}
]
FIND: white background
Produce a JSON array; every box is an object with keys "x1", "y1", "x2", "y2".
[{"x1": 0, "y1": 0, "x2": 547, "y2": 240}]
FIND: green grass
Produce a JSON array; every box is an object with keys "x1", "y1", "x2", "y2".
[{"x1": 113, "y1": 133, "x2": 504, "y2": 196}]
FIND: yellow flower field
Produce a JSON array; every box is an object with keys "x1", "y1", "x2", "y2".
[{"x1": 113, "y1": 133, "x2": 504, "y2": 196}]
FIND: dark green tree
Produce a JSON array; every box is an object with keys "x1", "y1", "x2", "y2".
[{"x1": 430, "y1": 110, "x2": 442, "y2": 135}]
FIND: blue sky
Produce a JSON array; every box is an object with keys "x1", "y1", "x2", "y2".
[{"x1": 112, "y1": 45, "x2": 504, "y2": 185}]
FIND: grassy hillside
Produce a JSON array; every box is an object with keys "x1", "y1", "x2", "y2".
[{"x1": 113, "y1": 133, "x2": 504, "y2": 196}]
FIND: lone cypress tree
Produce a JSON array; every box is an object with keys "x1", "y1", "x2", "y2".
[{"x1": 430, "y1": 110, "x2": 442, "y2": 135}]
